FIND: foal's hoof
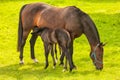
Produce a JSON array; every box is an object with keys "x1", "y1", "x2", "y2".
[
  {"x1": 55, "y1": 59, "x2": 58, "y2": 63},
  {"x1": 33, "y1": 59, "x2": 38, "y2": 63},
  {"x1": 53, "y1": 63, "x2": 56, "y2": 69},
  {"x1": 59, "y1": 63, "x2": 64, "y2": 66},
  {"x1": 19, "y1": 60, "x2": 24, "y2": 65},
  {"x1": 62, "y1": 68, "x2": 68, "y2": 72}
]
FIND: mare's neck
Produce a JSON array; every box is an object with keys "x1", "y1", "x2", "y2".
[{"x1": 83, "y1": 22, "x2": 100, "y2": 51}]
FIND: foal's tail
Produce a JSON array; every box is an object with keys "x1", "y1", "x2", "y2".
[
  {"x1": 17, "y1": 4, "x2": 27, "y2": 52},
  {"x1": 67, "y1": 31, "x2": 72, "y2": 49}
]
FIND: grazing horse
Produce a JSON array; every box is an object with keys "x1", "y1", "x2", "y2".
[
  {"x1": 31, "y1": 27, "x2": 74, "y2": 71},
  {"x1": 17, "y1": 2, "x2": 104, "y2": 70}
]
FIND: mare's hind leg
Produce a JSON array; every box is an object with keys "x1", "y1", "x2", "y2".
[
  {"x1": 50, "y1": 45, "x2": 56, "y2": 69},
  {"x1": 30, "y1": 33, "x2": 38, "y2": 63},
  {"x1": 19, "y1": 38, "x2": 26, "y2": 64},
  {"x1": 19, "y1": 30, "x2": 30, "y2": 64},
  {"x1": 69, "y1": 41, "x2": 76, "y2": 71}
]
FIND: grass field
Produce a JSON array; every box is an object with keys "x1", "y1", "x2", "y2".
[{"x1": 0, "y1": 0, "x2": 120, "y2": 80}]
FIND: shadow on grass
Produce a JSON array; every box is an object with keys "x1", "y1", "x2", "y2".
[
  {"x1": 0, "y1": 62, "x2": 101, "y2": 79},
  {"x1": 0, "y1": 63, "x2": 46, "y2": 79}
]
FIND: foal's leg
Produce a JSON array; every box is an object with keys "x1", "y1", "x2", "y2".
[
  {"x1": 50, "y1": 45, "x2": 56, "y2": 69},
  {"x1": 54, "y1": 44, "x2": 58, "y2": 62},
  {"x1": 66, "y1": 50, "x2": 74, "y2": 72},
  {"x1": 63, "y1": 53, "x2": 68, "y2": 72},
  {"x1": 59, "y1": 50, "x2": 65, "y2": 66},
  {"x1": 60, "y1": 47, "x2": 72, "y2": 72},
  {"x1": 62, "y1": 46, "x2": 75, "y2": 72},
  {"x1": 44, "y1": 43, "x2": 50, "y2": 69},
  {"x1": 30, "y1": 34, "x2": 38, "y2": 63}
]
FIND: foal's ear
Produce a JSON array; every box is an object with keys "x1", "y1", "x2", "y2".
[
  {"x1": 31, "y1": 32, "x2": 34, "y2": 34},
  {"x1": 31, "y1": 29, "x2": 40, "y2": 34},
  {"x1": 31, "y1": 31, "x2": 36, "y2": 34},
  {"x1": 100, "y1": 42, "x2": 107, "y2": 47}
]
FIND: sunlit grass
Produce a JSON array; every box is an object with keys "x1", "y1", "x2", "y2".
[{"x1": 0, "y1": 0, "x2": 120, "y2": 80}]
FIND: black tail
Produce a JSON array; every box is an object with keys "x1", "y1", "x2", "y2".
[{"x1": 17, "y1": 4, "x2": 27, "y2": 52}]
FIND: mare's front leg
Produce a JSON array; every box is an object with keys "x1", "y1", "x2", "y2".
[
  {"x1": 69, "y1": 41, "x2": 76, "y2": 71},
  {"x1": 44, "y1": 43, "x2": 50, "y2": 69},
  {"x1": 30, "y1": 34, "x2": 38, "y2": 63}
]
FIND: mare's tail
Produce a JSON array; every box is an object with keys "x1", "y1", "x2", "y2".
[{"x1": 17, "y1": 4, "x2": 27, "y2": 52}]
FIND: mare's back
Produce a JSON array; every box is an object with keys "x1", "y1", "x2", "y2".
[{"x1": 22, "y1": 3, "x2": 85, "y2": 38}]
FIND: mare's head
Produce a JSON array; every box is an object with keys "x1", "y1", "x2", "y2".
[{"x1": 90, "y1": 43, "x2": 105, "y2": 70}]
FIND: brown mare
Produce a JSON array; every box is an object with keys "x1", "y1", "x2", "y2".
[
  {"x1": 17, "y1": 2, "x2": 105, "y2": 70},
  {"x1": 31, "y1": 27, "x2": 74, "y2": 71}
]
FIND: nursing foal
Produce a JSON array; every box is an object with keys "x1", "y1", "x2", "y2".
[{"x1": 31, "y1": 27, "x2": 75, "y2": 71}]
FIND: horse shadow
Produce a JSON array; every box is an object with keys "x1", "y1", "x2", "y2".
[
  {"x1": 0, "y1": 62, "x2": 101, "y2": 79},
  {"x1": 0, "y1": 63, "x2": 45, "y2": 79}
]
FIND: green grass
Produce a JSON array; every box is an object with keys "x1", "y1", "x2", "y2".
[{"x1": 0, "y1": 0, "x2": 120, "y2": 80}]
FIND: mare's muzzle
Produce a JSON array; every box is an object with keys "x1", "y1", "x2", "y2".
[{"x1": 91, "y1": 52, "x2": 103, "y2": 70}]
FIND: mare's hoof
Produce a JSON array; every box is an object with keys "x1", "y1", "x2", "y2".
[
  {"x1": 33, "y1": 59, "x2": 38, "y2": 63},
  {"x1": 19, "y1": 60, "x2": 24, "y2": 65}
]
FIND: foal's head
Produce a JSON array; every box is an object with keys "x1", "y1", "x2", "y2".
[
  {"x1": 32, "y1": 27, "x2": 49, "y2": 35},
  {"x1": 90, "y1": 43, "x2": 105, "y2": 70}
]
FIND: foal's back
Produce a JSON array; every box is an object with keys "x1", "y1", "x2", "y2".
[
  {"x1": 55, "y1": 28, "x2": 71, "y2": 48},
  {"x1": 32, "y1": 27, "x2": 71, "y2": 48},
  {"x1": 38, "y1": 28, "x2": 57, "y2": 44}
]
